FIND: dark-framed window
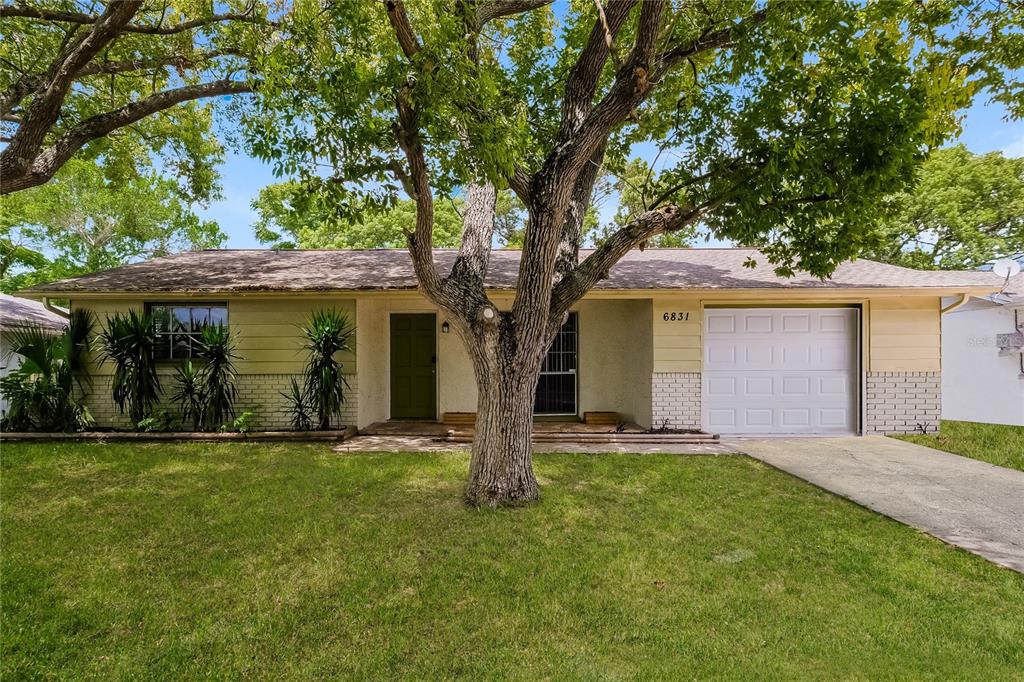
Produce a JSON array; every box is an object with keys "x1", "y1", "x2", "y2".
[{"x1": 148, "y1": 303, "x2": 228, "y2": 361}]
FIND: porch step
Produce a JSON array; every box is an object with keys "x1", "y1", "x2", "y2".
[
  {"x1": 583, "y1": 411, "x2": 621, "y2": 425},
  {"x1": 442, "y1": 412, "x2": 477, "y2": 426}
]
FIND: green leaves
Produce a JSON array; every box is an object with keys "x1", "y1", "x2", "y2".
[
  {"x1": 0, "y1": 158, "x2": 225, "y2": 293},
  {"x1": 97, "y1": 310, "x2": 161, "y2": 424},
  {"x1": 0, "y1": 311, "x2": 94, "y2": 432},
  {"x1": 193, "y1": 324, "x2": 239, "y2": 429},
  {"x1": 252, "y1": 180, "x2": 465, "y2": 249},
  {"x1": 865, "y1": 145, "x2": 1024, "y2": 270},
  {"x1": 245, "y1": 1, "x2": 1019, "y2": 279},
  {"x1": 295, "y1": 309, "x2": 354, "y2": 431}
]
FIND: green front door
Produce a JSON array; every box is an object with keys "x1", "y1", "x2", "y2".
[{"x1": 390, "y1": 313, "x2": 437, "y2": 419}]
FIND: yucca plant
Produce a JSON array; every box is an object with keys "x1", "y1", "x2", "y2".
[
  {"x1": 194, "y1": 323, "x2": 239, "y2": 429},
  {"x1": 280, "y1": 377, "x2": 313, "y2": 431},
  {"x1": 171, "y1": 360, "x2": 205, "y2": 430},
  {"x1": 299, "y1": 309, "x2": 354, "y2": 430},
  {"x1": 97, "y1": 310, "x2": 161, "y2": 424},
  {"x1": 0, "y1": 310, "x2": 94, "y2": 432}
]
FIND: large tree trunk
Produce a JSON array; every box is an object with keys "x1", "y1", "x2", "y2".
[
  {"x1": 466, "y1": 362, "x2": 540, "y2": 506},
  {"x1": 459, "y1": 315, "x2": 545, "y2": 507}
]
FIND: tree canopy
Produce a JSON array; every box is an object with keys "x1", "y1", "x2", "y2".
[
  {"x1": 0, "y1": 0, "x2": 271, "y2": 195},
  {"x1": 865, "y1": 145, "x2": 1024, "y2": 270},
  {"x1": 1, "y1": 157, "x2": 224, "y2": 292},
  {"x1": 241, "y1": 0, "x2": 1024, "y2": 277},
  {"x1": 252, "y1": 180, "x2": 466, "y2": 249}
]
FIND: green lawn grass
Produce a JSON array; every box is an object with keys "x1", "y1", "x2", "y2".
[
  {"x1": 2, "y1": 443, "x2": 1022, "y2": 679},
  {"x1": 895, "y1": 419, "x2": 1024, "y2": 472}
]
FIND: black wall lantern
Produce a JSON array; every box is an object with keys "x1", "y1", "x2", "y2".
[{"x1": 441, "y1": 321, "x2": 450, "y2": 334}]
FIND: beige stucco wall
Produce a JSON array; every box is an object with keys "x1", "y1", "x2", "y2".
[
  {"x1": 578, "y1": 298, "x2": 653, "y2": 426},
  {"x1": 354, "y1": 293, "x2": 651, "y2": 427},
  {"x1": 355, "y1": 294, "x2": 484, "y2": 426}
]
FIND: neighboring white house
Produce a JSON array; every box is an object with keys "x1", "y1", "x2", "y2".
[
  {"x1": 941, "y1": 269, "x2": 1024, "y2": 427},
  {"x1": 0, "y1": 293, "x2": 69, "y2": 416}
]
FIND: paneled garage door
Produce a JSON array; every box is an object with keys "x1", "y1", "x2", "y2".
[{"x1": 702, "y1": 308, "x2": 859, "y2": 435}]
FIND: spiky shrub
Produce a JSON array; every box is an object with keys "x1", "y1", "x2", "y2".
[
  {"x1": 0, "y1": 310, "x2": 94, "y2": 432},
  {"x1": 299, "y1": 309, "x2": 353, "y2": 430},
  {"x1": 194, "y1": 324, "x2": 239, "y2": 430},
  {"x1": 280, "y1": 377, "x2": 313, "y2": 431},
  {"x1": 171, "y1": 360, "x2": 205, "y2": 430},
  {"x1": 97, "y1": 310, "x2": 161, "y2": 425}
]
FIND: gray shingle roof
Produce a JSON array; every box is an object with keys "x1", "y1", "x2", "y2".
[
  {"x1": 17, "y1": 248, "x2": 1003, "y2": 295},
  {"x1": 1, "y1": 294, "x2": 68, "y2": 332}
]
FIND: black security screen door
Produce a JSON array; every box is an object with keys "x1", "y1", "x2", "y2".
[{"x1": 534, "y1": 312, "x2": 577, "y2": 415}]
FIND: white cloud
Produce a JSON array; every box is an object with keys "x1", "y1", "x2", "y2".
[{"x1": 1002, "y1": 133, "x2": 1024, "y2": 159}]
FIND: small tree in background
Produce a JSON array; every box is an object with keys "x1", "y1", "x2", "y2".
[
  {"x1": 97, "y1": 310, "x2": 161, "y2": 425},
  {"x1": 865, "y1": 145, "x2": 1024, "y2": 270},
  {"x1": 293, "y1": 309, "x2": 354, "y2": 431}
]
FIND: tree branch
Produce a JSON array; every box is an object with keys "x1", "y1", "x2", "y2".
[
  {"x1": 558, "y1": 0, "x2": 637, "y2": 136},
  {"x1": 0, "y1": 0, "x2": 143, "y2": 185},
  {"x1": 451, "y1": 183, "x2": 497, "y2": 285},
  {"x1": 0, "y1": 6, "x2": 277, "y2": 35},
  {"x1": 1, "y1": 49, "x2": 244, "y2": 118},
  {"x1": 655, "y1": 8, "x2": 769, "y2": 79},
  {"x1": 384, "y1": 0, "x2": 422, "y2": 59},
  {"x1": 473, "y1": 0, "x2": 554, "y2": 30},
  {"x1": 550, "y1": 201, "x2": 713, "y2": 317},
  {"x1": 78, "y1": 49, "x2": 244, "y2": 77},
  {"x1": 555, "y1": 142, "x2": 606, "y2": 276},
  {"x1": 1, "y1": 79, "x2": 252, "y2": 194}
]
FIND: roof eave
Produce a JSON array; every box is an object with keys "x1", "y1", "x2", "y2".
[{"x1": 19, "y1": 284, "x2": 1004, "y2": 298}]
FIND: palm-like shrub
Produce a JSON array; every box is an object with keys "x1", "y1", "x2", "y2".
[
  {"x1": 0, "y1": 310, "x2": 94, "y2": 432},
  {"x1": 171, "y1": 360, "x2": 204, "y2": 430},
  {"x1": 97, "y1": 310, "x2": 161, "y2": 424},
  {"x1": 297, "y1": 309, "x2": 354, "y2": 430},
  {"x1": 194, "y1": 324, "x2": 238, "y2": 429},
  {"x1": 280, "y1": 377, "x2": 313, "y2": 431}
]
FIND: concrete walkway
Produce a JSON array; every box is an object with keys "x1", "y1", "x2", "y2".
[
  {"x1": 333, "y1": 435, "x2": 736, "y2": 455},
  {"x1": 732, "y1": 436, "x2": 1024, "y2": 573}
]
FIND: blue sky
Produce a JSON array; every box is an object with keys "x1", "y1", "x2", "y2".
[{"x1": 199, "y1": 97, "x2": 1024, "y2": 249}]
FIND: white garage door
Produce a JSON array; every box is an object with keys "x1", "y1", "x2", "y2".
[{"x1": 702, "y1": 308, "x2": 859, "y2": 435}]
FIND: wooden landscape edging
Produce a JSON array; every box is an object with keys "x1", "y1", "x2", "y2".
[{"x1": 0, "y1": 426, "x2": 358, "y2": 443}]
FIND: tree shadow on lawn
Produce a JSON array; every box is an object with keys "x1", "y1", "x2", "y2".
[{"x1": 2, "y1": 443, "x2": 1022, "y2": 679}]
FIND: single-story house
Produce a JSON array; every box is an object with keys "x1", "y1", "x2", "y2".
[
  {"x1": 1, "y1": 293, "x2": 69, "y2": 416},
  {"x1": 17, "y1": 248, "x2": 1002, "y2": 436},
  {"x1": 941, "y1": 267, "x2": 1024, "y2": 426}
]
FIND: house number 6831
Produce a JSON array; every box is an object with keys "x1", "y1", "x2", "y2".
[{"x1": 663, "y1": 312, "x2": 690, "y2": 322}]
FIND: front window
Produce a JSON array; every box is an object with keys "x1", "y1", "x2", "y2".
[{"x1": 149, "y1": 303, "x2": 228, "y2": 361}]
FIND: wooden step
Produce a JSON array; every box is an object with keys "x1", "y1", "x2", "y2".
[
  {"x1": 442, "y1": 412, "x2": 477, "y2": 426},
  {"x1": 583, "y1": 411, "x2": 621, "y2": 425}
]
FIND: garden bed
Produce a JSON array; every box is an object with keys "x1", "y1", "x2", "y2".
[{"x1": 0, "y1": 426, "x2": 357, "y2": 442}]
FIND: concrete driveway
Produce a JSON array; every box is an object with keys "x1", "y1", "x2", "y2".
[{"x1": 732, "y1": 436, "x2": 1024, "y2": 573}]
